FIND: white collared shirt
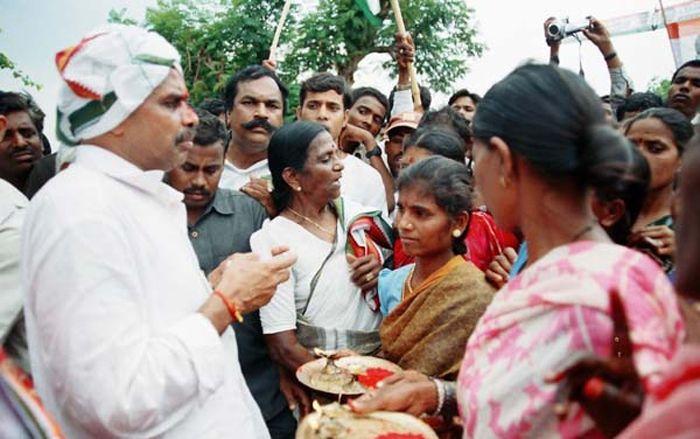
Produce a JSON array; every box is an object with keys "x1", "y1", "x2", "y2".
[
  {"x1": 0, "y1": 180, "x2": 29, "y2": 372},
  {"x1": 21, "y1": 145, "x2": 268, "y2": 439},
  {"x1": 219, "y1": 159, "x2": 271, "y2": 191},
  {"x1": 340, "y1": 154, "x2": 388, "y2": 216}
]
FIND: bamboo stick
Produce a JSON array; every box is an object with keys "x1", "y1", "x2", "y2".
[
  {"x1": 269, "y1": 0, "x2": 293, "y2": 61},
  {"x1": 389, "y1": 0, "x2": 422, "y2": 111}
]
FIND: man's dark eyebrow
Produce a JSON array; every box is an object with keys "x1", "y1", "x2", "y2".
[
  {"x1": 239, "y1": 94, "x2": 282, "y2": 102},
  {"x1": 161, "y1": 91, "x2": 188, "y2": 102}
]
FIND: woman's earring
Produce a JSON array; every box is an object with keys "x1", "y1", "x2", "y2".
[
  {"x1": 295, "y1": 186, "x2": 302, "y2": 192},
  {"x1": 452, "y1": 229, "x2": 462, "y2": 238},
  {"x1": 499, "y1": 176, "x2": 507, "y2": 188}
]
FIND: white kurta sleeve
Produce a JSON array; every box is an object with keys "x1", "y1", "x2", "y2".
[
  {"x1": 391, "y1": 89, "x2": 414, "y2": 116},
  {"x1": 23, "y1": 208, "x2": 228, "y2": 437},
  {"x1": 250, "y1": 228, "x2": 297, "y2": 334},
  {"x1": 0, "y1": 207, "x2": 23, "y2": 344}
]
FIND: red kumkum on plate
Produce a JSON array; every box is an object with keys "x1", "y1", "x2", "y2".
[{"x1": 297, "y1": 356, "x2": 402, "y2": 395}]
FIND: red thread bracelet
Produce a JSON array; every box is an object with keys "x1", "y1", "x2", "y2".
[{"x1": 213, "y1": 290, "x2": 244, "y2": 323}]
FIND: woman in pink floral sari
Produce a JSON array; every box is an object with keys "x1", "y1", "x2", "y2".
[{"x1": 349, "y1": 64, "x2": 683, "y2": 438}]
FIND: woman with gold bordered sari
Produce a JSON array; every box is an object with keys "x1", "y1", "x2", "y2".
[{"x1": 378, "y1": 157, "x2": 495, "y2": 380}]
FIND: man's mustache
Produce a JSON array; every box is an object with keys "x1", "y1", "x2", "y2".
[
  {"x1": 242, "y1": 118, "x2": 276, "y2": 133},
  {"x1": 184, "y1": 186, "x2": 210, "y2": 197},
  {"x1": 175, "y1": 126, "x2": 196, "y2": 144}
]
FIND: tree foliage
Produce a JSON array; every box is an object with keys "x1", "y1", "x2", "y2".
[
  {"x1": 115, "y1": 0, "x2": 299, "y2": 104},
  {"x1": 109, "y1": 0, "x2": 483, "y2": 104},
  {"x1": 0, "y1": 28, "x2": 41, "y2": 90},
  {"x1": 286, "y1": 0, "x2": 484, "y2": 92},
  {"x1": 647, "y1": 77, "x2": 671, "y2": 100}
]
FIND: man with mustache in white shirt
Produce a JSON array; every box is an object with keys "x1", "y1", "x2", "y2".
[{"x1": 21, "y1": 24, "x2": 295, "y2": 438}]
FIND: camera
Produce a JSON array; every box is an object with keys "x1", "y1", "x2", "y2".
[{"x1": 546, "y1": 18, "x2": 592, "y2": 43}]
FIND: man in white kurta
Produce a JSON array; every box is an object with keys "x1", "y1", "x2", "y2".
[{"x1": 21, "y1": 24, "x2": 294, "y2": 438}]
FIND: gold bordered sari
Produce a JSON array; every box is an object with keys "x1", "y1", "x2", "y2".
[{"x1": 379, "y1": 256, "x2": 495, "y2": 380}]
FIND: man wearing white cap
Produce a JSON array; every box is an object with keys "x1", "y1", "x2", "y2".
[{"x1": 20, "y1": 24, "x2": 295, "y2": 438}]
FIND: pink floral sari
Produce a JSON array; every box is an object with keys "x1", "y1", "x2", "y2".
[{"x1": 457, "y1": 242, "x2": 684, "y2": 438}]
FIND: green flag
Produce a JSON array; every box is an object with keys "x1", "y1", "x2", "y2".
[{"x1": 354, "y1": 0, "x2": 382, "y2": 27}]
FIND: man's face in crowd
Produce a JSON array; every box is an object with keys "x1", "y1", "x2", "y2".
[
  {"x1": 667, "y1": 66, "x2": 700, "y2": 119},
  {"x1": 385, "y1": 126, "x2": 414, "y2": 178},
  {"x1": 297, "y1": 90, "x2": 346, "y2": 141},
  {"x1": 117, "y1": 69, "x2": 198, "y2": 171},
  {"x1": 0, "y1": 110, "x2": 42, "y2": 182},
  {"x1": 346, "y1": 95, "x2": 386, "y2": 137},
  {"x1": 450, "y1": 96, "x2": 477, "y2": 121},
  {"x1": 226, "y1": 77, "x2": 284, "y2": 154},
  {"x1": 167, "y1": 142, "x2": 225, "y2": 210}
]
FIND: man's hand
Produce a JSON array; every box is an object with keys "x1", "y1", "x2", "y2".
[
  {"x1": 262, "y1": 59, "x2": 277, "y2": 71},
  {"x1": 582, "y1": 17, "x2": 623, "y2": 69},
  {"x1": 348, "y1": 370, "x2": 437, "y2": 417},
  {"x1": 347, "y1": 254, "x2": 381, "y2": 292},
  {"x1": 394, "y1": 32, "x2": 415, "y2": 70},
  {"x1": 485, "y1": 247, "x2": 518, "y2": 289},
  {"x1": 241, "y1": 177, "x2": 277, "y2": 217},
  {"x1": 338, "y1": 123, "x2": 377, "y2": 154},
  {"x1": 582, "y1": 17, "x2": 613, "y2": 53},
  {"x1": 278, "y1": 367, "x2": 311, "y2": 416},
  {"x1": 201, "y1": 246, "x2": 296, "y2": 333},
  {"x1": 216, "y1": 246, "x2": 296, "y2": 314},
  {"x1": 394, "y1": 32, "x2": 415, "y2": 87},
  {"x1": 544, "y1": 17, "x2": 561, "y2": 49}
]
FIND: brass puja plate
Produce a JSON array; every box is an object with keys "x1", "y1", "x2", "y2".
[
  {"x1": 296, "y1": 402, "x2": 438, "y2": 439},
  {"x1": 297, "y1": 355, "x2": 402, "y2": 395}
]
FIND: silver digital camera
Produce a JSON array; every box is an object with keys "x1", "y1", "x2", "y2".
[{"x1": 546, "y1": 18, "x2": 592, "y2": 43}]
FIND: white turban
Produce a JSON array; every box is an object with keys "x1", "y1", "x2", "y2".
[{"x1": 55, "y1": 24, "x2": 182, "y2": 145}]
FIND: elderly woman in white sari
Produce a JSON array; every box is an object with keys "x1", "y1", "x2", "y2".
[{"x1": 250, "y1": 121, "x2": 392, "y2": 377}]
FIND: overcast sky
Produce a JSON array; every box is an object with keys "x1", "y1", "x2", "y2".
[{"x1": 0, "y1": 0, "x2": 685, "y2": 147}]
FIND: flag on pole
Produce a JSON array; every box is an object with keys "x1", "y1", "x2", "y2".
[
  {"x1": 666, "y1": 17, "x2": 700, "y2": 67},
  {"x1": 354, "y1": 0, "x2": 382, "y2": 26}
]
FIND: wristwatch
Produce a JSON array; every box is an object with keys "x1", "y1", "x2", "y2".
[{"x1": 365, "y1": 147, "x2": 382, "y2": 159}]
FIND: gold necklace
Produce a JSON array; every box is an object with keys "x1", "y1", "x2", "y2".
[{"x1": 287, "y1": 207, "x2": 336, "y2": 236}]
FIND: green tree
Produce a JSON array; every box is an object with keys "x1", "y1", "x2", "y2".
[
  {"x1": 125, "y1": 0, "x2": 298, "y2": 104},
  {"x1": 647, "y1": 77, "x2": 671, "y2": 100},
  {"x1": 0, "y1": 28, "x2": 41, "y2": 90},
  {"x1": 285, "y1": 0, "x2": 484, "y2": 92},
  {"x1": 107, "y1": 8, "x2": 139, "y2": 26},
  {"x1": 110, "y1": 0, "x2": 483, "y2": 104}
]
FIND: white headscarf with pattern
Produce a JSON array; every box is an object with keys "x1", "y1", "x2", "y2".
[{"x1": 55, "y1": 24, "x2": 182, "y2": 146}]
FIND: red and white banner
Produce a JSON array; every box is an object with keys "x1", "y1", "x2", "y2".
[
  {"x1": 666, "y1": 15, "x2": 700, "y2": 67},
  {"x1": 600, "y1": 0, "x2": 700, "y2": 67}
]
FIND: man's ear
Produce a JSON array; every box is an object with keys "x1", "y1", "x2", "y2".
[
  {"x1": 110, "y1": 124, "x2": 125, "y2": 137},
  {"x1": 224, "y1": 110, "x2": 231, "y2": 130},
  {"x1": 296, "y1": 106, "x2": 302, "y2": 120}
]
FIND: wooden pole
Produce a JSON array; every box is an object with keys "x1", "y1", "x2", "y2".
[
  {"x1": 389, "y1": 0, "x2": 423, "y2": 111},
  {"x1": 269, "y1": 0, "x2": 293, "y2": 62},
  {"x1": 658, "y1": 0, "x2": 678, "y2": 67}
]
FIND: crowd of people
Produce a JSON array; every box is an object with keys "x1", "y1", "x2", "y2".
[{"x1": 0, "y1": 15, "x2": 699, "y2": 438}]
